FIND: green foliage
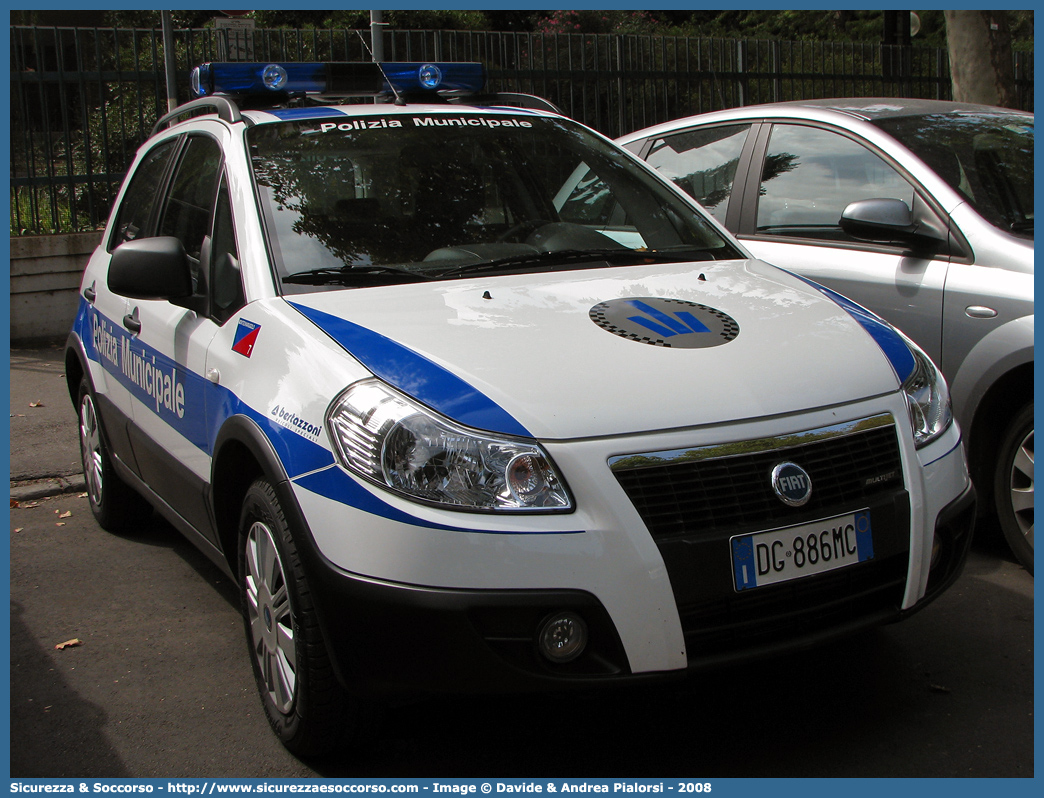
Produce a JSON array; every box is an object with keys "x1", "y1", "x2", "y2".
[
  {"x1": 207, "y1": 10, "x2": 495, "y2": 32},
  {"x1": 664, "y1": 10, "x2": 938, "y2": 45},
  {"x1": 15, "y1": 9, "x2": 1031, "y2": 47},
  {"x1": 250, "y1": 10, "x2": 366, "y2": 30},
  {"x1": 11, "y1": 81, "x2": 159, "y2": 234},
  {"x1": 384, "y1": 10, "x2": 492, "y2": 31},
  {"x1": 10, "y1": 10, "x2": 1033, "y2": 236},
  {"x1": 1010, "y1": 10, "x2": 1035, "y2": 50},
  {"x1": 93, "y1": 10, "x2": 214, "y2": 29},
  {"x1": 535, "y1": 10, "x2": 665, "y2": 36}
]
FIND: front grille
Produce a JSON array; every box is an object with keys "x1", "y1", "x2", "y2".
[
  {"x1": 611, "y1": 416, "x2": 904, "y2": 540},
  {"x1": 611, "y1": 415, "x2": 912, "y2": 662}
]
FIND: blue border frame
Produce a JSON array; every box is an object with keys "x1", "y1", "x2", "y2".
[{"x1": 4, "y1": 2, "x2": 1038, "y2": 789}]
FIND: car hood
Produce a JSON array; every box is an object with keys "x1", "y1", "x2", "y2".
[{"x1": 287, "y1": 260, "x2": 905, "y2": 440}]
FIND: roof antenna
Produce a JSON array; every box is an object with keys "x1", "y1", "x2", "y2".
[{"x1": 355, "y1": 24, "x2": 404, "y2": 106}]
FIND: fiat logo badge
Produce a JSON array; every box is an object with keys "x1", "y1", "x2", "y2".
[{"x1": 771, "y1": 462, "x2": 812, "y2": 507}]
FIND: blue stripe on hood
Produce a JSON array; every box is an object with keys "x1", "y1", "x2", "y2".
[
  {"x1": 288, "y1": 301, "x2": 533, "y2": 438},
  {"x1": 792, "y1": 276, "x2": 916, "y2": 384}
]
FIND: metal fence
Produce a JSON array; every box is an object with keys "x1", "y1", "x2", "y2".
[{"x1": 10, "y1": 25, "x2": 1035, "y2": 236}]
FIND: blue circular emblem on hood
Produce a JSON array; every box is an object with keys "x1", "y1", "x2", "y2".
[
  {"x1": 771, "y1": 462, "x2": 812, "y2": 507},
  {"x1": 589, "y1": 297, "x2": 739, "y2": 348}
]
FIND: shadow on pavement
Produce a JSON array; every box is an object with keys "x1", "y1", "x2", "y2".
[{"x1": 10, "y1": 600, "x2": 131, "y2": 777}]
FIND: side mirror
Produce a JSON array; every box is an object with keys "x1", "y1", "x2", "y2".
[
  {"x1": 838, "y1": 198, "x2": 920, "y2": 243},
  {"x1": 838, "y1": 197, "x2": 950, "y2": 252},
  {"x1": 108, "y1": 237, "x2": 193, "y2": 300}
]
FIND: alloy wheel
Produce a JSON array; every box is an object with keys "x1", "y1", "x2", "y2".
[
  {"x1": 244, "y1": 521, "x2": 297, "y2": 714},
  {"x1": 79, "y1": 393, "x2": 104, "y2": 507},
  {"x1": 1008, "y1": 427, "x2": 1034, "y2": 546}
]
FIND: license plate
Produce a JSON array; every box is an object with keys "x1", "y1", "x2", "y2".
[{"x1": 731, "y1": 509, "x2": 874, "y2": 591}]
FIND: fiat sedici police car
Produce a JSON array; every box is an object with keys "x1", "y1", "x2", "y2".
[{"x1": 67, "y1": 61, "x2": 975, "y2": 755}]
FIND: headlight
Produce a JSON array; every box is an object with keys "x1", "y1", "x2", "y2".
[
  {"x1": 326, "y1": 379, "x2": 573, "y2": 512},
  {"x1": 900, "y1": 334, "x2": 953, "y2": 448}
]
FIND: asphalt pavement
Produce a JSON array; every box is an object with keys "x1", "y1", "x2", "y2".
[
  {"x1": 10, "y1": 344, "x2": 86, "y2": 501},
  {"x1": 9, "y1": 492, "x2": 1034, "y2": 777}
]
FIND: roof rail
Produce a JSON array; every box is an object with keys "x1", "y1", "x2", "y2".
[
  {"x1": 151, "y1": 96, "x2": 243, "y2": 137},
  {"x1": 456, "y1": 92, "x2": 564, "y2": 116}
]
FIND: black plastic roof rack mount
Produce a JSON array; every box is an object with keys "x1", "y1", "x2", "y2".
[{"x1": 151, "y1": 96, "x2": 244, "y2": 137}]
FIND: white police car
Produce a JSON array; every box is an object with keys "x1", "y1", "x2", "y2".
[{"x1": 66, "y1": 61, "x2": 975, "y2": 756}]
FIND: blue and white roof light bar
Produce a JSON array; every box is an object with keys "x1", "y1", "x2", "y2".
[{"x1": 190, "y1": 61, "x2": 486, "y2": 100}]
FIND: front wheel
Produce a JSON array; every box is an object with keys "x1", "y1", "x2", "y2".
[
  {"x1": 993, "y1": 403, "x2": 1033, "y2": 574},
  {"x1": 238, "y1": 478, "x2": 351, "y2": 756}
]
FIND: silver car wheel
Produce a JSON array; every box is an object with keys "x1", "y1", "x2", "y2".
[
  {"x1": 244, "y1": 520, "x2": 297, "y2": 714},
  {"x1": 79, "y1": 392, "x2": 104, "y2": 507},
  {"x1": 1008, "y1": 427, "x2": 1034, "y2": 547}
]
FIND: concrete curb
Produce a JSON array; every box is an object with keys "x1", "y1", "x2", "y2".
[{"x1": 10, "y1": 475, "x2": 88, "y2": 503}]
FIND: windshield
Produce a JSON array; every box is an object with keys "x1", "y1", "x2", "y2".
[
  {"x1": 872, "y1": 112, "x2": 1034, "y2": 238},
  {"x1": 248, "y1": 112, "x2": 739, "y2": 291}
]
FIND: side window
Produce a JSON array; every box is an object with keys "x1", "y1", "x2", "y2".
[
  {"x1": 159, "y1": 136, "x2": 223, "y2": 261},
  {"x1": 210, "y1": 181, "x2": 245, "y2": 325},
  {"x1": 557, "y1": 167, "x2": 622, "y2": 226},
  {"x1": 756, "y1": 124, "x2": 915, "y2": 240},
  {"x1": 109, "y1": 138, "x2": 178, "y2": 248},
  {"x1": 645, "y1": 124, "x2": 751, "y2": 223}
]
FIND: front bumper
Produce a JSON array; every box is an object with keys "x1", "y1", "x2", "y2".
[
  {"x1": 292, "y1": 477, "x2": 973, "y2": 697},
  {"x1": 901, "y1": 480, "x2": 977, "y2": 618},
  {"x1": 291, "y1": 554, "x2": 642, "y2": 698},
  {"x1": 279, "y1": 401, "x2": 973, "y2": 697}
]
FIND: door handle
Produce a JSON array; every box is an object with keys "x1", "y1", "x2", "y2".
[
  {"x1": 123, "y1": 308, "x2": 141, "y2": 334},
  {"x1": 83, "y1": 281, "x2": 96, "y2": 303},
  {"x1": 965, "y1": 305, "x2": 998, "y2": 319}
]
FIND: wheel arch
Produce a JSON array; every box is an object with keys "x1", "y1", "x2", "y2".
[
  {"x1": 948, "y1": 316, "x2": 1032, "y2": 427},
  {"x1": 210, "y1": 416, "x2": 354, "y2": 701},
  {"x1": 64, "y1": 334, "x2": 120, "y2": 465},
  {"x1": 947, "y1": 314, "x2": 1033, "y2": 493},
  {"x1": 966, "y1": 361, "x2": 1034, "y2": 508},
  {"x1": 211, "y1": 415, "x2": 294, "y2": 576},
  {"x1": 64, "y1": 333, "x2": 89, "y2": 406}
]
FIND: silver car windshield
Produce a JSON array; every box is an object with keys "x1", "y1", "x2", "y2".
[
  {"x1": 873, "y1": 112, "x2": 1033, "y2": 238},
  {"x1": 248, "y1": 113, "x2": 738, "y2": 291}
]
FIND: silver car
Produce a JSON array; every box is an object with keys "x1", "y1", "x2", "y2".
[{"x1": 619, "y1": 99, "x2": 1033, "y2": 572}]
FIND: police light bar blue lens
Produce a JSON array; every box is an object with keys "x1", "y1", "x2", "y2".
[
  {"x1": 261, "y1": 64, "x2": 288, "y2": 91},
  {"x1": 189, "y1": 61, "x2": 484, "y2": 99},
  {"x1": 191, "y1": 63, "x2": 324, "y2": 97},
  {"x1": 418, "y1": 64, "x2": 443, "y2": 89},
  {"x1": 381, "y1": 62, "x2": 485, "y2": 94},
  {"x1": 190, "y1": 62, "x2": 385, "y2": 98}
]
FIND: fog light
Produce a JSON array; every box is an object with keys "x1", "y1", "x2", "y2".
[
  {"x1": 930, "y1": 532, "x2": 943, "y2": 570},
  {"x1": 538, "y1": 612, "x2": 588, "y2": 663}
]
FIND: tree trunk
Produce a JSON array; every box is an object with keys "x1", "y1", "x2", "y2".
[{"x1": 944, "y1": 10, "x2": 1016, "y2": 107}]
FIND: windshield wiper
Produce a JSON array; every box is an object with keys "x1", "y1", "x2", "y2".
[
  {"x1": 282, "y1": 264, "x2": 432, "y2": 286},
  {"x1": 435, "y1": 248, "x2": 712, "y2": 279},
  {"x1": 1009, "y1": 220, "x2": 1034, "y2": 234}
]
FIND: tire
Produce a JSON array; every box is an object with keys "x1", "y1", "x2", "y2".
[
  {"x1": 238, "y1": 478, "x2": 351, "y2": 757},
  {"x1": 993, "y1": 403, "x2": 1033, "y2": 575},
  {"x1": 76, "y1": 376, "x2": 153, "y2": 531}
]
